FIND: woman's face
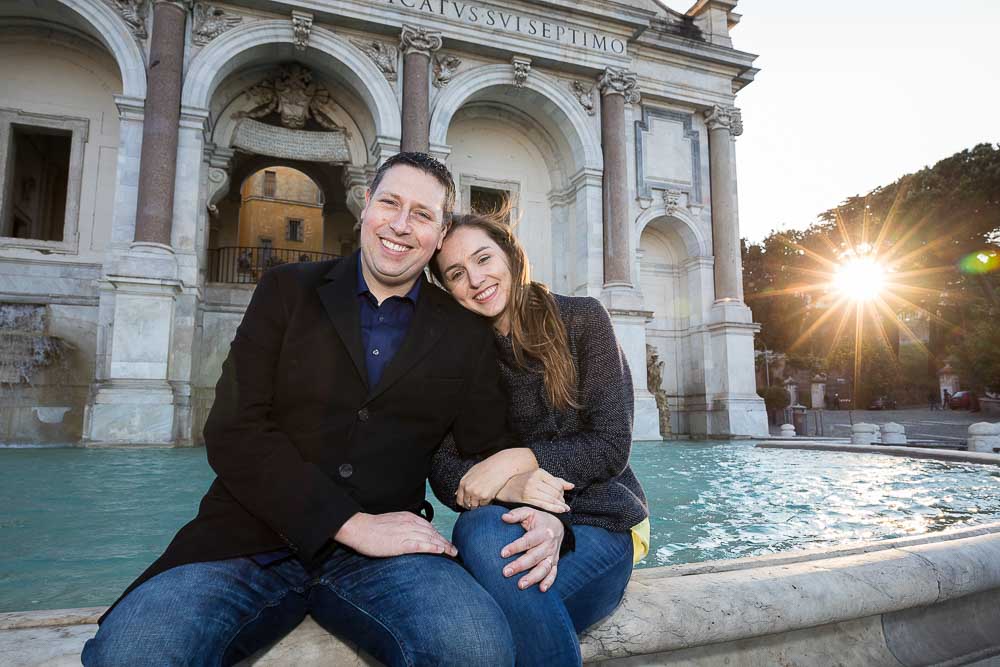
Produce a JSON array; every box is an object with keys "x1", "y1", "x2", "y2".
[{"x1": 436, "y1": 226, "x2": 512, "y2": 324}]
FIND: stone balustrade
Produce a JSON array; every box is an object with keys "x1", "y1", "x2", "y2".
[
  {"x1": 851, "y1": 422, "x2": 879, "y2": 445},
  {"x1": 779, "y1": 423, "x2": 795, "y2": 437},
  {"x1": 879, "y1": 422, "x2": 906, "y2": 445}
]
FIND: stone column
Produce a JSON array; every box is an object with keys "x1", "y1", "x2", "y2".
[
  {"x1": 133, "y1": 0, "x2": 188, "y2": 246},
  {"x1": 597, "y1": 67, "x2": 639, "y2": 288},
  {"x1": 399, "y1": 25, "x2": 441, "y2": 154},
  {"x1": 704, "y1": 105, "x2": 744, "y2": 303}
]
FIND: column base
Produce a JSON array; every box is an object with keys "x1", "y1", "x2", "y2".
[
  {"x1": 108, "y1": 242, "x2": 178, "y2": 281},
  {"x1": 709, "y1": 298, "x2": 753, "y2": 325},
  {"x1": 686, "y1": 396, "x2": 769, "y2": 438},
  {"x1": 82, "y1": 380, "x2": 182, "y2": 446},
  {"x1": 633, "y1": 390, "x2": 663, "y2": 441}
]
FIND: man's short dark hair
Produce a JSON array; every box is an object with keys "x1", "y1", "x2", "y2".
[{"x1": 368, "y1": 152, "x2": 456, "y2": 221}]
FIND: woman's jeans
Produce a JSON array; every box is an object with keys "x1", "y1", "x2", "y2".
[
  {"x1": 82, "y1": 548, "x2": 514, "y2": 667},
  {"x1": 454, "y1": 506, "x2": 635, "y2": 667}
]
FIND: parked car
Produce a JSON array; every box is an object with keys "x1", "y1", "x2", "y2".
[
  {"x1": 948, "y1": 391, "x2": 980, "y2": 411},
  {"x1": 868, "y1": 396, "x2": 897, "y2": 410}
]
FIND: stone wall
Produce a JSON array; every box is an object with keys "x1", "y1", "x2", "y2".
[{"x1": 4, "y1": 521, "x2": 999, "y2": 666}]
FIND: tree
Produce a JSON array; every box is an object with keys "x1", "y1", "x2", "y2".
[{"x1": 950, "y1": 306, "x2": 1000, "y2": 394}]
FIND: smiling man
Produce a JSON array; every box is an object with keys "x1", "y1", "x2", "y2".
[{"x1": 83, "y1": 153, "x2": 518, "y2": 666}]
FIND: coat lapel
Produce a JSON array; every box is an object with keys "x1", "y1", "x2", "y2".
[
  {"x1": 367, "y1": 275, "x2": 448, "y2": 402},
  {"x1": 316, "y1": 252, "x2": 368, "y2": 389}
]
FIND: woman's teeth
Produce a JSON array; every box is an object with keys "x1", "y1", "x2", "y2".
[{"x1": 475, "y1": 285, "x2": 498, "y2": 302}]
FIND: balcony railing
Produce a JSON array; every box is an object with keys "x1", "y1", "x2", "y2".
[{"x1": 207, "y1": 246, "x2": 340, "y2": 284}]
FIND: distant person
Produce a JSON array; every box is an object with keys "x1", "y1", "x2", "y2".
[
  {"x1": 943, "y1": 389, "x2": 951, "y2": 409},
  {"x1": 928, "y1": 389, "x2": 938, "y2": 410}
]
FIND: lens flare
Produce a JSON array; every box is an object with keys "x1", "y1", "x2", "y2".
[
  {"x1": 833, "y1": 256, "x2": 886, "y2": 302},
  {"x1": 958, "y1": 249, "x2": 1000, "y2": 275}
]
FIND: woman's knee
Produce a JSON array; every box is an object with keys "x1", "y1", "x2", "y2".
[{"x1": 453, "y1": 505, "x2": 521, "y2": 563}]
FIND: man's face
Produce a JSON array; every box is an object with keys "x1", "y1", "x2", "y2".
[{"x1": 358, "y1": 164, "x2": 448, "y2": 298}]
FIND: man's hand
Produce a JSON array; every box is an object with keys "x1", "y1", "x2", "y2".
[
  {"x1": 457, "y1": 448, "x2": 538, "y2": 510},
  {"x1": 334, "y1": 512, "x2": 457, "y2": 558},
  {"x1": 499, "y1": 507, "x2": 565, "y2": 593},
  {"x1": 496, "y1": 469, "x2": 573, "y2": 513}
]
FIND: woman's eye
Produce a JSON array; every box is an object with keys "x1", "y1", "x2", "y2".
[
  {"x1": 478, "y1": 255, "x2": 490, "y2": 264},
  {"x1": 449, "y1": 271, "x2": 464, "y2": 282}
]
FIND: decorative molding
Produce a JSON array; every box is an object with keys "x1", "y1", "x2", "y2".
[
  {"x1": 597, "y1": 67, "x2": 640, "y2": 105},
  {"x1": 433, "y1": 54, "x2": 461, "y2": 88},
  {"x1": 511, "y1": 56, "x2": 531, "y2": 89},
  {"x1": 570, "y1": 80, "x2": 596, "y2": 116},
  {"x1": 400, "y1": 24, "x2": 442, "y2": 57},
  {"x1": 240, "y1": 65, "x2": 347, "y2": 131},
  {"x1": 105, "y1": 0, "x2": 148, "y2": 41},
  {"x1": 290, "y1": 10, "x2": 313, "y2": 51},
  {"x1": 663, "y1": 189, "x2": 683, "y2": 216},
  {"x1": 351, "y1": 39, "x2": 398, "y2": 82},
  {"x1": 704, "y1": 105, "x2": 742, "y2": 137},
  {"x1": 192, "y1": 3, "x2": 242, "y2": 46},
  {"x1": 634, "y1": 106, "x2": 702, "y2": 202}
]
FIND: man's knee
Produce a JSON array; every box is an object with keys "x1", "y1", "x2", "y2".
[{"x1": 424, "y1": 593, "x2": 515, "y2": 667}]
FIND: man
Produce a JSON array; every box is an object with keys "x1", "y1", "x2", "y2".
[{"x1": 83, "y1": 153, "x2": 532, "y2": 666}]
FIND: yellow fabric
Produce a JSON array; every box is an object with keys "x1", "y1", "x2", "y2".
[{"x1": 630, "y1": 518, "x2": 650, "y2": 564}]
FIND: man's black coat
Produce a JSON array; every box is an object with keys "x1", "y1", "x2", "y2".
[{"x1": 104, "y1": 253, "x2": 509, "y2": 619}]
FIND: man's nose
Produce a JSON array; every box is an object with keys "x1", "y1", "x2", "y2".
[{"x1": 387, "y1": 207, "x2": 411, "y2": 234}]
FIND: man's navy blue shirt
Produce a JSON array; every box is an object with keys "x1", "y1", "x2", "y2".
[
  {"x1": 250, "y1": 258, "x2": 420, "y2": 566},
  {"x1": 356, "y1": 256, "x2": 421, "y2": 388}
]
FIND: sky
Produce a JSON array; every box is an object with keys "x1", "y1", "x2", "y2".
[{"x1": 661, "y1": 0, "x2": 1000, "y2": 242}]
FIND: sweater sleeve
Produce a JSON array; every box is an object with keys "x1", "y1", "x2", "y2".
[
  {"x1": 428, "y1": 432, "x2": 479, "y2": 512},
  {"x1": 531, "y1": 297, "x2": 634, "y2": 489}
]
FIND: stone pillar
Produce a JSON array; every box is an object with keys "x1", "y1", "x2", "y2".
[
  {"x1": 597, "y1": 67, "x2": 639, "y2": 289},
  {"x1": 704, "y1": 105, "x2": 744, "y2": 304},
  {"x1": 851, "y1": 423, "x2": 879, "y2": 445},
  {"x1": 133, "y1": 0, "x2": 188, "y2": 246},
  {"x1": 967, "y1": 422, "x2": 1000, "y2": 453},
  {"x1": 399, "y1": 25, "x2": 441, "y2": 154},
  {"x1": 83, "y1": 2, "x2": 190, "y2": 446},
  {"x1": 881, "y1": 422, "x2": 906, "y2": 445}
]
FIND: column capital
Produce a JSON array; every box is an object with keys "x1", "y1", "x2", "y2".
[
  {"x1": 704, "y1": 105, "x2": 743, "y2": 136},
  {"x1": 400, "y1": 25, "x2": 443, "y2": 57},
  {"x1": 597, "y1": 67, "x2": 640, "y2": 105}
]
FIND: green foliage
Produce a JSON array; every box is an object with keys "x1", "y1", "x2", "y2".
[
  {"x1": 742, "y1": 143, "x2": 1000, "y2": 385},
  {"x1": 758, "y1": 385, "x2": 791, "y2": 413},
  {"x1": 949, "y1": 306, "x2": 1000, "y2": 394},
  {"x1": 785, "y1": 352, "x2": 827, "y2": 375}
]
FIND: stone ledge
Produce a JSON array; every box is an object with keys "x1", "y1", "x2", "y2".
[
  {"x1": 4, "y1": 522, "x2": 1000, "y2": 666},
  {"x1": 757, "y1": 440, "x2": 1000, "y2": 466}
]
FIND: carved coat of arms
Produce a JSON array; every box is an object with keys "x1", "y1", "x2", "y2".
[{"x1": 242, "y1": 65, "x2": 344, "y2": 131}]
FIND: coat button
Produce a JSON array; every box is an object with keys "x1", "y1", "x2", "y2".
[
  {"x1": 358, "y1": 408, "x2": 370, "y2": 422},
  {"x1": 339, "y1": 463, "x2": 354, "y2": 478}
]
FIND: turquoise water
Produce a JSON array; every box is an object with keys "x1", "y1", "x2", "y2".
[{"x1": 1, "y1": 441, "x2": 999, "y2": 612}]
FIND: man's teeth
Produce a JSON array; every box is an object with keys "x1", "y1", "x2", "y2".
[
  {"x1": 475, "y1": 285, "x2": 497, "y2": 302},
  {"x1": 381, "y1": 238, "x2": 409, "y2": 252}
]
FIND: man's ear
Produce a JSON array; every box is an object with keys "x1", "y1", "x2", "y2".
[{"x1": 436, "y1": 220, "x2": 450, "y2": 250}]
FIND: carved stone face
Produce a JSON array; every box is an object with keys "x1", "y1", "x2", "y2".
[{"x1": 277, "y1": 89, "x2": 310, "y2": 129}]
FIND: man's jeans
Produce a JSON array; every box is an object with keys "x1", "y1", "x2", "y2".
[
  {"x1": 82, "y1": 548, "x2": 514, "y2": 667},
  {"x1": 453, "y1": 506, "x2": 634, "y2": 667}
]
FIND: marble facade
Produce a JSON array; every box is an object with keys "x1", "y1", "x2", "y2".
[{"x1": 0, "y1": 0, "x2": 768, "y2": 445}]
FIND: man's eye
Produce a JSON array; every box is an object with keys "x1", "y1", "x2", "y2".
[
  {"x1": 415, "y1": 211, "x2": 432, "y2": 221},
  {"x1": 380, "y1": 198, "x2": 398, "y2": 206}
]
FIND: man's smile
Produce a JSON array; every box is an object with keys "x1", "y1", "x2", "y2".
[{"x1": 379, "y1": 237, "x2": 412, "y2": 254}]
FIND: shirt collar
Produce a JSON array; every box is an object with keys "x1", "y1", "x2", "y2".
[{"x1": 356, "y1": 254, "x2": 422, "y2": 303}]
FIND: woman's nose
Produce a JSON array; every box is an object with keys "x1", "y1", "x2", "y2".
[{"x1": 467, "y1": 267, "x2": 485, "y2": 288}]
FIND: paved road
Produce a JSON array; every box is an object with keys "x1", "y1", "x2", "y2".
[{"x1": 771, "y1": 407, "x2": 988, "y2": 442}]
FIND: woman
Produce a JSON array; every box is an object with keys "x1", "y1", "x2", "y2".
[{"x1": 429, "y1": 209, "x2": 650, "y2": 666}]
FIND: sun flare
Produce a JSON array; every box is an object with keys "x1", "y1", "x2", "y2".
[{"x1": 833, "y1": 255, "x2": 886, "y2": 302}]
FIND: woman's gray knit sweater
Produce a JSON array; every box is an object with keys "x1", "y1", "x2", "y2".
[{"x1": 430, "y1": 294, "x2": 649, "y2": 533}]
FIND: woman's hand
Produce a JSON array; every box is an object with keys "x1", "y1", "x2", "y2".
[
  {"x1": 496, "y1": 469, "x2": 574, "y2": 513},
  {"x1": 499, "y1": 507, "x2": 564, "y2": 592},
  {"x1": 457, "y1": 448, "x2": 538, "y2": 510}
]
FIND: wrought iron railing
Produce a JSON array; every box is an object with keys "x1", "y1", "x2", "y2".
[{"x1": 207, "y1": 246, "x2": 339, "y2": 284}]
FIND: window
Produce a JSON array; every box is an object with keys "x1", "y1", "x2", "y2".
[
  {"x1": 460, "y1": 175, "x2": 520, "y2": 224},
  {"x1": 262, "y1": 170, "x2": 277, "y2": 198},
  {"x1": 0, "y1": 108, "x2": 88, "y2": 252},
  {"x1": 470, "y1": 186, "x2": 510, "y2": 219},
  {"x1": 286, "y1": 218, "x2": 304, "y2": 242}
]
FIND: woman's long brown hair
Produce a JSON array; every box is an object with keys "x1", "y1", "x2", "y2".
[{"x1": 431, "y1": 207, "x2": 579, "y2": 411}]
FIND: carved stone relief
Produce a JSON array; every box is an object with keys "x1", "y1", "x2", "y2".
[
  {"x1": 511, "y1": 56, "x2": 531, "y2": 88},
  {"x1": 192, "y1": 3, "x2": 242, "y2": 46},
  {"x1": 241, "y1": 65, "x2": 347, "y2": 132},
  {"x1": 433, "y1": 55, "x2": 461, "y2": 88},
  {"x1": 106, "y1": 0, "x2": 148, "y2": 40},
  {"x1": 351, "y1": 39, "x2": 398, "y2": 82},
  {"x1": 291, "y1": 10, "x2": 313, "y2": 51},
  {"x1": 571, "y1": 80, "x2": 596, "y2": 116}
]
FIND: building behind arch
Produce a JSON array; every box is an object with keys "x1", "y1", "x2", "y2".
[{"x1": 0, "y1": 0, "x2": 767, "y2": 446}]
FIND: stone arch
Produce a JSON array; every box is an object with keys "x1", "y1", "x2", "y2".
[
  {"x1": 52, "y1": 0, "x2": 146, "y2": 98},
  {"x1": 182, "y1": 20, "x2": 400, "y2": 142},
  {"x1": 429, "y1": 64, "x2": 602, "y2": 173},
  {"x1": 636, "y1": 205, "x2": 710, "y2": 259}
]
